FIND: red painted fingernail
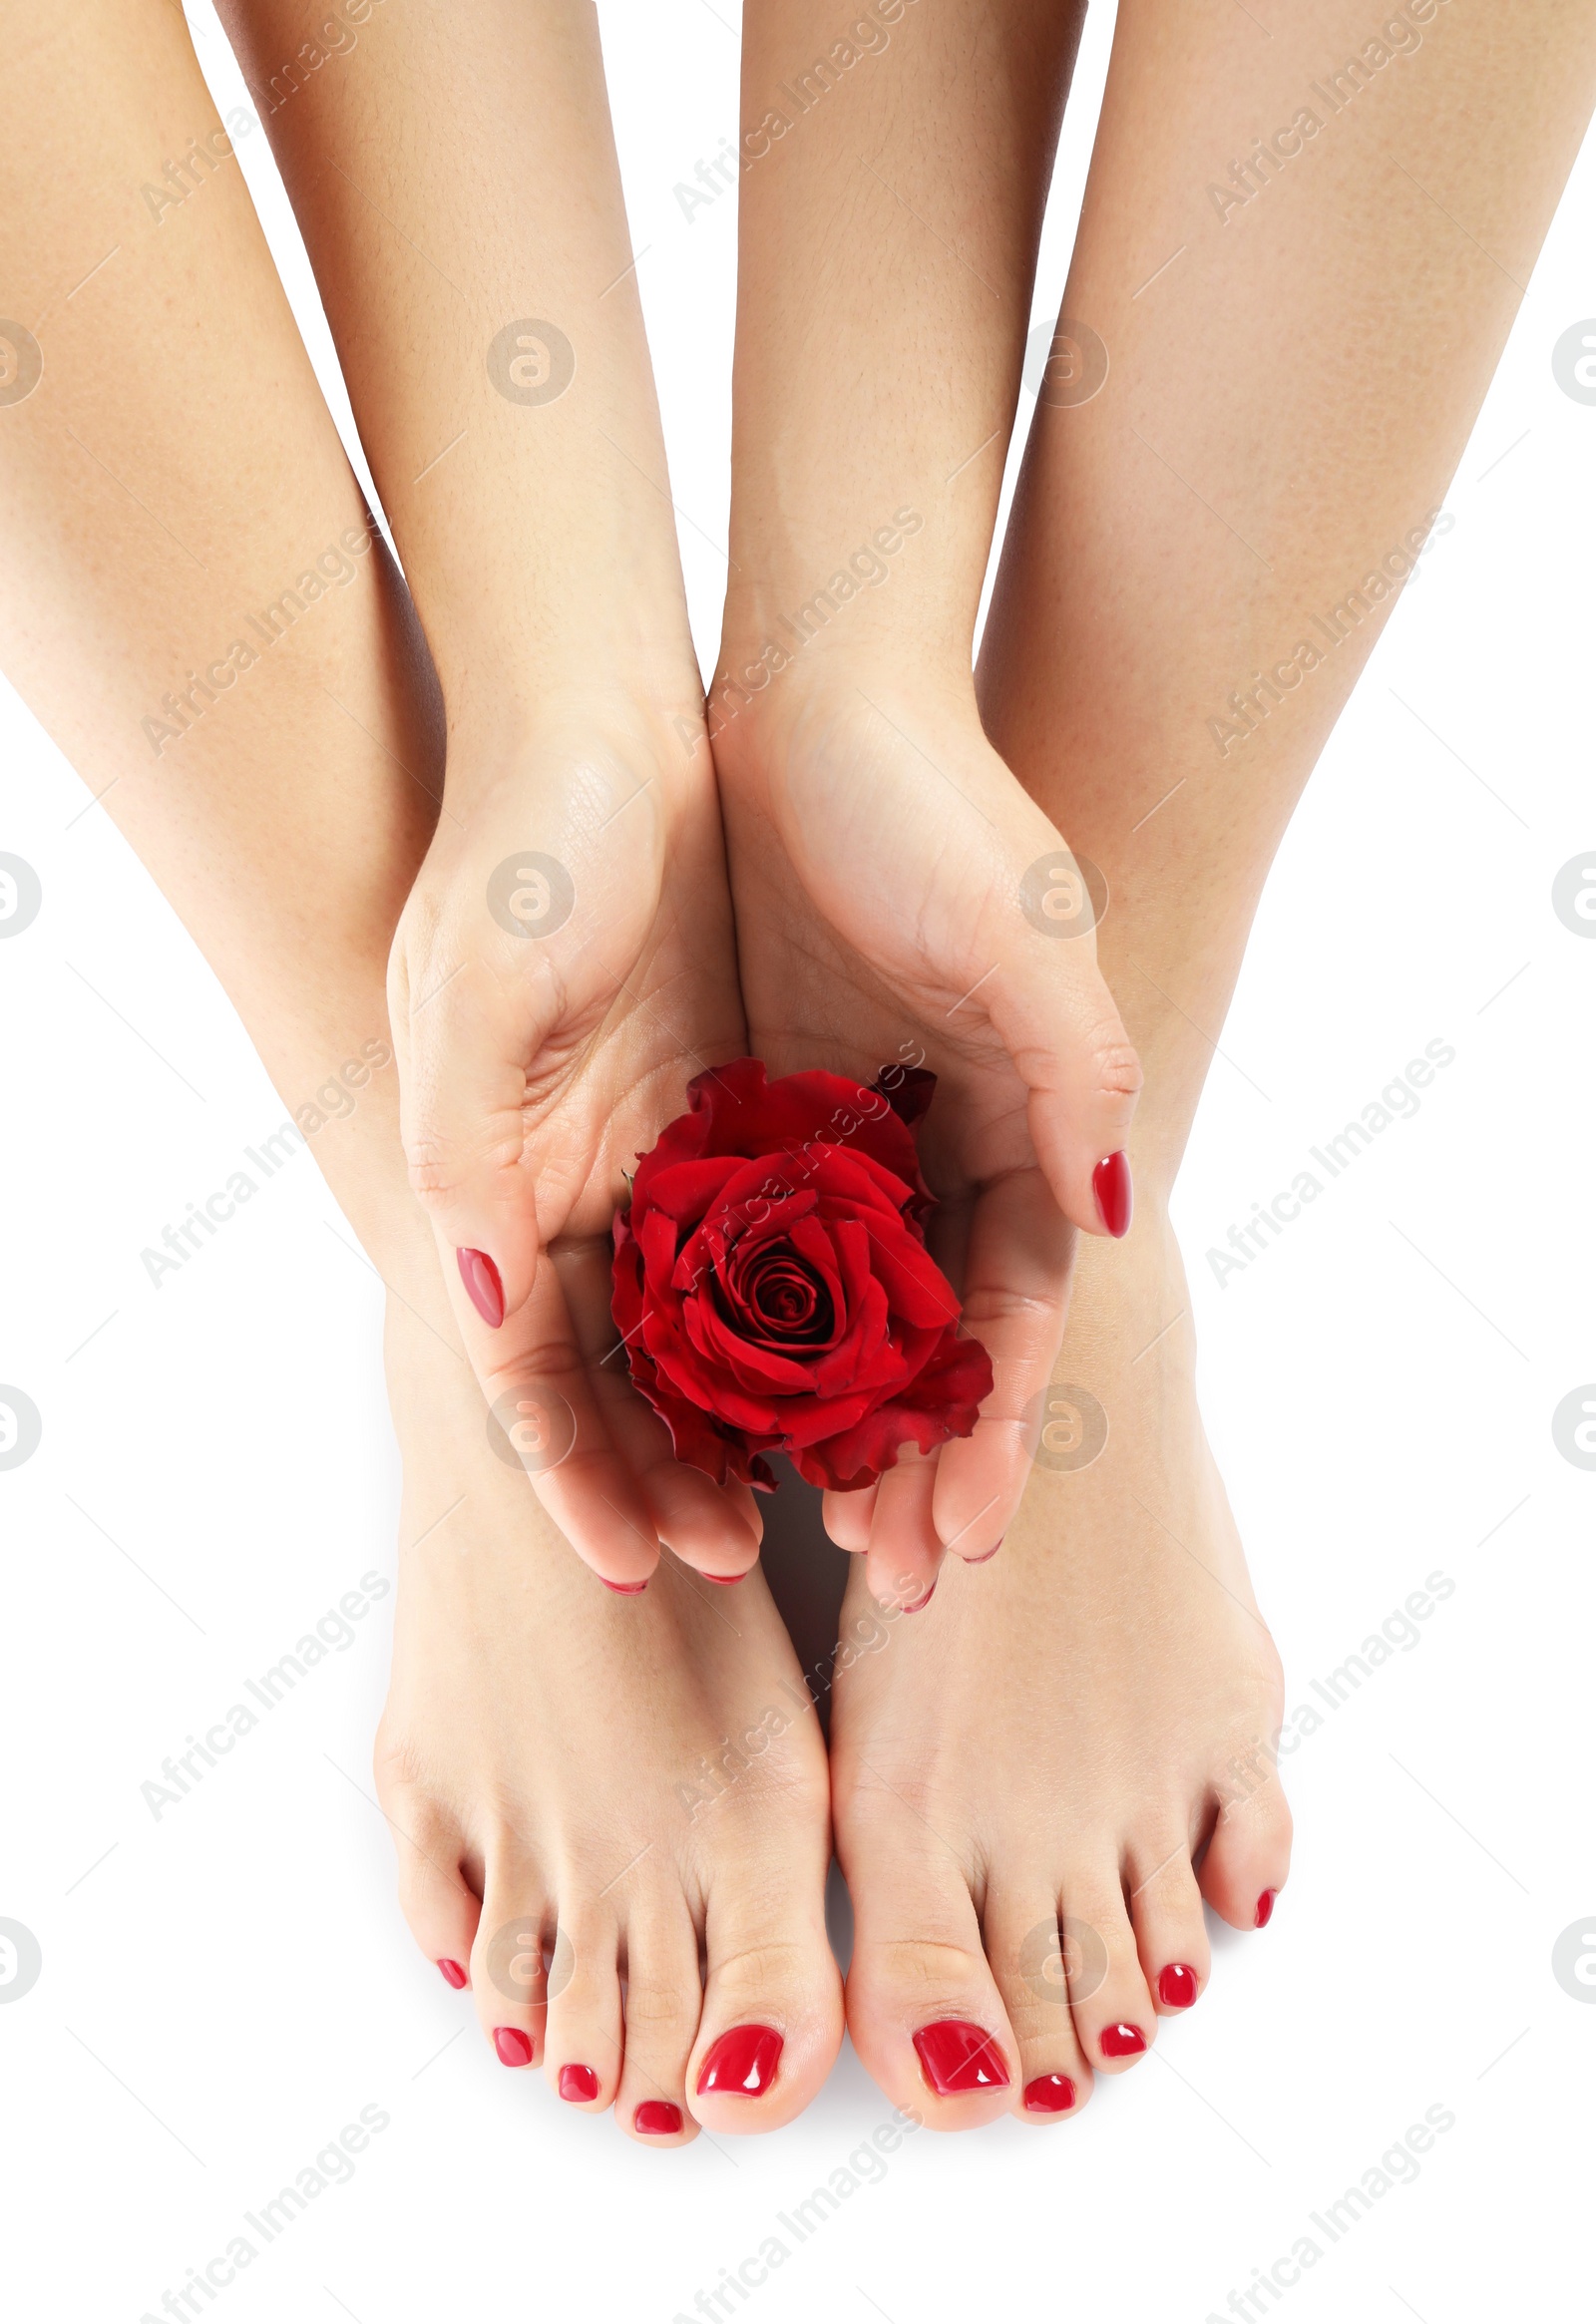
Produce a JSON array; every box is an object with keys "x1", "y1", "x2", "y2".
[
  {"x1": 965, "y1": 1539, "x2": 1002, "y2": 1565},
  {"x1": 634, "y1": 2100, "x2": 683, "y2": 2135},
  {"x1": 1099, "y1": 2023, "x2": 1146, "y2": 2058},
  {"x1": 912, "y1": 2020, "x2": 1010, "y2": 2095},
  {"x1": 1255, "y1": 1888, "x2": 1277, "y2": 1928},
  {"x1": 695, "y1": 2024, "x2": 784, "y2": 2098},
  {"x1": 559, "y1": 2063, "x2": 599, "y2": 2104},
  {"x1": 437, "y1": 1958, "x2": 468, "y2": 1990},
  {"x1": 904, "y1": 1581, "x2": 937, "y2": 1613},
  {"x1": 456, "y1": 1247, "x2": 506, "y2": 1329},
  {"x1": 702, "y1": 1573, "x2": 746, "y2": 1585},
  {"x1": 1022, "y1": 2073, "x2": 1077, "y2": 2114},
  {"x1": 1092, "y1": 1151, "x2": 1133, "y2": 1238},
  {"x1": 601, "y1": 1578, "x2": 648, "y2": 1595},
  {"x1": 493, "y1": 2026, "x2": 534, "y2": 2068},
  {"x1": 1157, "y1": 1964, "x2": 1199, "y2": 2010}
]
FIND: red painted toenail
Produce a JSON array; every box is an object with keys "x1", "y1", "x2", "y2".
[
  {"x1": 913, "y1": 2020, "x2": 1010, "y2": 2096},
  {"x1": 559, "y1": 2063, "x2": 599, "y2": 2104},
  {"x1": 634, "y1": 2100, "x2": 684, "y2": 2135},
  {"x1": 1157, "y1": 1964, "x2": 1199, "y2": 2010},
  {"x1": 1099, "y1": 2023, "x2": 1146, "y2": 2058},
  {"x1": 493, "y1": 2027, "x2": 534, "y2": 2067},
  {"x1": 456, "y1": 1247, "x2": 505, "y2": 1329},
  {"x1": 702, "y1": 1573, "x2": 746, "y2": 1585},
  {"x1": 600, "y1": 1578, "x2": 648, "y2": 1595},
  {"x1": 1255, "y1": 1888, "x2": 1277, "y2": 1928},
  {"x1": 437, "y1": 1958, "x2": 468, "y2": 1990},
  {"x1": 1092, "y1": 1151, "x2": 1133, "y2": 1239},
  {"x1": 1023, "y1": 2073, "x2": 1077, "y2": 2114},
  {"x1": 696, "y1": 2025, "x2": 784, "y2": 2098}
]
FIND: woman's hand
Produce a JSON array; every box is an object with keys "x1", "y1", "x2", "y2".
[
  {"x1": 389, "y1": 703, "x2": 765, "y2": 1588},
  {"x1": 715, "y1": 667, "x2": 1141, "y2": 1608}
]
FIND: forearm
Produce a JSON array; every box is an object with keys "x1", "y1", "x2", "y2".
[
  {"x1": 219, "y1": 0, "x2": 702, "y2": 759},
  {"x1": 719, "y1": 0, "x2": 1085, "y2": 694}
]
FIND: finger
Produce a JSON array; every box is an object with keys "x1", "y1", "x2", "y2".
[
  {"x1": 390, "y1": 939, "x2": 547, "y2": 1334},
  {"x1": 478, "y1": 1249, "x2": 662, "y2": 1586},
  {"x1": 932, "y1": 1168, "x2": 1074, "y2": 1561},
  {"x1": 553, "y1": 1233, "x2": 765, "y2": 1578},
  {"x1": 978, "y1": 859, "x2": 1142, "y2": 1242},
  {"x1": 865, "y1": 1452, "x2": 943, "y2": 1612},
  {"x1": 822, "y1": 1485, "x2": 877, "y2": 1554}
]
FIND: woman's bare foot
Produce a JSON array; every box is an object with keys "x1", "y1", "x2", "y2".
[
  {"x1": 830, "y1": 1199, "x2": 1292, "y2": 2127},
  {"x1": 374, "y1": 1285, "x2": 844, "y2": 2142}
]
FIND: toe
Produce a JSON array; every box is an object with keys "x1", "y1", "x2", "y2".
[
  {"x1": 1058, "y1": 1864, "x2": 1157, "y2": 2073},
  {"x1": 1126, "y1": 1827, "x2": 1211, "y2": 2016},
  {"x1": 375, "y1": 1759, "x2": 481, "y2": 1993},
  {"x1": 689, "y1": 1849, "x2": 844, "y2": 2134},
  {"x1": 844, "y1": 1822, "x2": 1017, "y2": 2130},
  {"x1": 543, "y1": 1907, "x2": 622, "y2": 2114},
  {"x1": 471, "y1": 1860, "x2": 551, "y2": 2072},
  {"x1": 1199, "y1": 1765, "x2": 1293, "y2": 1932},
  {"x1": 982, "y1": 1887, "x2": 1093, "y2": 2125},
  {"x1": 613, "y1": 1899, "x2": 703, "y2": 2146}
]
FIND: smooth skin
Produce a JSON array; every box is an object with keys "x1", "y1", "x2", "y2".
[
  {"x1": 5, "y1": 0, "x2": 1594, "y2": 2147},
  {"x1": 0, "y1": 0, "x2": 841, "y2": 2141},
  {"x1": 718, "y1": 0, "x2": 1139, "y2": 1610},
  {"x1": 217, "y1": 0, "x2": 1146, "y2": 1592},
  {"x1": 724, "y1": 0, "x2": 1596, "y2": 2123},
  {"x1": 216, "y1": 0, "x2": 763, "y2": 1588}
]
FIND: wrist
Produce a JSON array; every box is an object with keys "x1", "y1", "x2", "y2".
[
  {"x1": 719, "y1": 504, "x2": 985, "y2": 700},
  {"x1": 708, "y1": 621, "x2": 980, "y2": 782},
  {"x1": 438, "y1": 672, "x2": 712, "y2": 819}
]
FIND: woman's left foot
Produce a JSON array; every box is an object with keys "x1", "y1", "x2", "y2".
[{"x1": 830, "y1": 1200, "x2": 1293, "y2": 2126}]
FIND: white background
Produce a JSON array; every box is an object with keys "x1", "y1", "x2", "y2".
[{"x1": 3, "y1": 4, "x2": 1594, "y2": 2318}]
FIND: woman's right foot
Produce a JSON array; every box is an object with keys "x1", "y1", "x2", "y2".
[{"x1": 375, "y1": 1289, "x2": 843, "y2": 2142}]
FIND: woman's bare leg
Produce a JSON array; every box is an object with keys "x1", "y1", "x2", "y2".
[
  {"x1": 0, "y1": 0, "x2": 840, "y2": 2139},
  {"x1": 715, "y1": 0, "x2": 1143, "y2": 1611},
  {"x1": 720, "y1": 0, "x2": 1596, "y2": 2122},
  {"x1": 210, "y1": 0, "x2": 763, "y2": 1587}
]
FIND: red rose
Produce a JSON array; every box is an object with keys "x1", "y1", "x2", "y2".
[{"x1": 610, "y1": 1057, "x2": 994, "y2": 1493}]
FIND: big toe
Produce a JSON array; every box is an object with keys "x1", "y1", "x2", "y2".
[
  {"x1": 843, "y1": 1813, "x2": 1017, "y2": 2130},
  {"x1": 688, "y1": 1822, "x2": 844, "y2": 2134}
]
